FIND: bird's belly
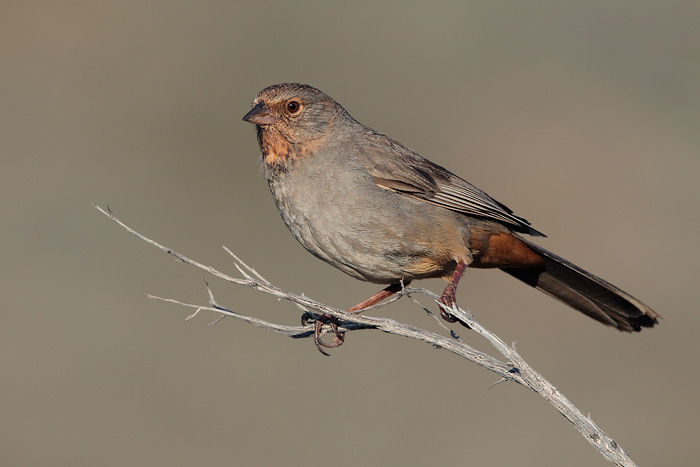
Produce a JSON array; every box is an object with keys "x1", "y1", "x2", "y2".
[{"x1": 266, "y1": 171, "x2": 470, "y2": 283}]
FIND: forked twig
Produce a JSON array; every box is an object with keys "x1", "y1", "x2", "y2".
[{"x1": 94, "y1": 204, "x2": 637, "y2": 467}]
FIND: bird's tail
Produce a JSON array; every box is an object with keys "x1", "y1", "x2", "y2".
[{"x1": 500, "y1": 237, "x2": 660, "y2": 331}]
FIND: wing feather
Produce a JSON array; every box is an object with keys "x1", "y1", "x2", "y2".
[{"x1": 361, "y1": 135, "x2": 545, "y2": 237}]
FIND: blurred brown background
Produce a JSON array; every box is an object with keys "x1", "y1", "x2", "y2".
[{"x1": 2, "y1": 2, "x2": 699, "y2": 466}]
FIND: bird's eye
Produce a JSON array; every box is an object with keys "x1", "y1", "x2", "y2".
[{"x1": 286, "y1": 100, "x2": 302, "y2": 114}]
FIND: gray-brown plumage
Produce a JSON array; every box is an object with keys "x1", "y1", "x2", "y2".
[{"x1": 242, "y1": 83, "x2": 659, "y2": 351}]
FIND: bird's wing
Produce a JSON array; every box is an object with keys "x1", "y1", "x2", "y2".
[{"x1": 362, "y1": 136, "x2": 545, "y2": 237}]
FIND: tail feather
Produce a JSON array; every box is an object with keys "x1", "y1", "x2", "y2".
[{"x1": 501, "y1": 238, "x2": 660, "y2": 332}]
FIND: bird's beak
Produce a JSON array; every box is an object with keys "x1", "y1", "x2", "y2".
[{"x1": 242, "y1": 102, "x2": 278, "y2": 125}]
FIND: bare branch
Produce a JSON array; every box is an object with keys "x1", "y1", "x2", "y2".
[
  {"x1": 94, "y1": 204, "x2": 637, "y2": 467},
  {"x1": 222, "y1": 246, "x2": 270, "y2": 283}
]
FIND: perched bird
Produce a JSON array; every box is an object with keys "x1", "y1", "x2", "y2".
[{"x1": 243, "y1": 83, "x2": 659, "y2": 354}]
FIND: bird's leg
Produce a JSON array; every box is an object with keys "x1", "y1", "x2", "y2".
[
  {"x1": 347, "y1": 283, "x2": 403, "y2": 312},
  {"x1": 302, "y1": 283, "x2": 403, "y2": 356},
  {"x1": 439, "y1": 260, "x2": 468, "y2": 323}
]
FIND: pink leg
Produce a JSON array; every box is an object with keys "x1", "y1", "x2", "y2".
[
  {"x1": 307, "y1": 283, "x2": 403, "y2": 356},
  {"x1": 439, "y1": 260, "x2": 467, "y2": 322},
  {"x1": 348, "y1": 283, "x2": 402, "y2": 312}
]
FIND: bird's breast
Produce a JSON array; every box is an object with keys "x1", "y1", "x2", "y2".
[{"x1": 263, "y1": 157, "x2": 473, "y2": 283}]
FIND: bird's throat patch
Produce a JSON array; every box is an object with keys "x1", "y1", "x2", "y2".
[{"x1": 258, "y1": 128, "x2": 299, "y2": 168}]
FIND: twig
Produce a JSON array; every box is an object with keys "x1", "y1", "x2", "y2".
[{"x1": 93, "y1": 204, "x2": 637, "y2": 467}]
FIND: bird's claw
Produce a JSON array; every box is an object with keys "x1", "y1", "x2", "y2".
[
  {"x1": 302, "y1": 313, "x2": 345, "y2": 356},
  {"x1": 439, "y1": 292, "x2": 471, "y2": 329}
]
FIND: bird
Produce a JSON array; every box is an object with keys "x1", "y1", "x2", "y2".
[{"x1": 242, "y1": 83, "x2": 659, "y2": 354}]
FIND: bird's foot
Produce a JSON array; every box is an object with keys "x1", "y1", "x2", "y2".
[
  {"x1": 438, "y1": 287, "x2": 460, "y2": 323},
  {"x1": 301, "y1": 313, "x2": 345, "y2": 356},
  {"x1": 438, "y1": 287, "x2": 471, "y2": 329}
]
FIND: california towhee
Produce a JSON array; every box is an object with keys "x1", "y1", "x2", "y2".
[{"x1": 243, "y1": 83, "x2": 659, "y2": 354}]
